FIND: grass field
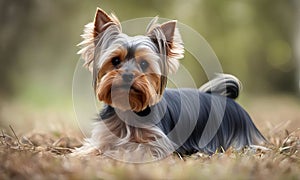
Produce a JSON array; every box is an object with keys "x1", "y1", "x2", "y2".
[{"x1": 0, "y1": 95, "x2": 299, "y2": 180}]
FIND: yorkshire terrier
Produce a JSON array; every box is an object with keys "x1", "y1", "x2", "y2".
[{"x1": 74, "y1": 8, "x2": 266, "y2": 161}]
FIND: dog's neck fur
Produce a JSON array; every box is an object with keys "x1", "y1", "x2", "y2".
[
  {"x1": 99, "y1": 105, "x2": 162, "y2": 143},
  {"x1": 89, "y1": 105, "x2": 174, "y2": 160}
]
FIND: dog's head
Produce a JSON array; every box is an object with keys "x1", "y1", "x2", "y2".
[{"x1": 78, "y1": 8, "x2": 184, "y2": 112}]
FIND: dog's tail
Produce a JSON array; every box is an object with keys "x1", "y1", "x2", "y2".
[{"x1": 199, "y1": 74, "x2": 242, "y2": 99}]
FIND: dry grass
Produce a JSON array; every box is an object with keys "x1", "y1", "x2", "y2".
[{"x1": 0, "y1": 96, "x2": 300, "y2": 180}]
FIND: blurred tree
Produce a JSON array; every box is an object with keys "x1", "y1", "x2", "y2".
[
  {"x1": 197, "y1": 0, "x2": 297, "y2": 93},
  {"x1": 247, "y1": 0, "x2": 296, "y2": 93},
  {"x1": 0, "y1": 0, "x2": 33, "y2": 95}
]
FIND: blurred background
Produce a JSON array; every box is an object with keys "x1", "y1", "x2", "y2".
[{"x1": 0, "y1": 0, "x2": 299, "y2": 134}]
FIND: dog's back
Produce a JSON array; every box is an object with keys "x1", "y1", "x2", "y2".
[{"x1": 157, "y1": 74, "x2": 266, "y2": 154}]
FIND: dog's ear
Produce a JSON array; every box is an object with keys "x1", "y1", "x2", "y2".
[
  {"x1": 78, "y1": 8, "x2": 121, "y2": 71},
  {"x1": 93, "y1": 8, "x2": 121, "y2": 38},
  {"x1": 147, "y1": 19, "x2": 184, "y2": 74},
  {"x1": 160, "y1": 21, "x2": 177, "y2": 44}
]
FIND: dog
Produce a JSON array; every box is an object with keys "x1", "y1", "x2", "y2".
[{"x1": 74, "y1": 8, "x2": 266, "y2": 161}]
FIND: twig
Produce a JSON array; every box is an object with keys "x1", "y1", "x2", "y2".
[
  {"x1": 220, "y1": 146, "x2": 225, "y2": 153},
  {"x1": 282, "y1": 128, "x2": 300, "y2": 146},
  {"x1": 0, "y1": 130, "x2": 4, "y2": 145},
  {"x1": 9, "y1": 125, "x2": 21, "y2": 146},
  {"x1": 1, "y1": 130, "x2": 6, "y2": 145},
  {"x1": 175, "y1": 151, "x2": 184, "y2": 161}
]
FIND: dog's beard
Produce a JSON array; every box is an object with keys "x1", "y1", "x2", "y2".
[{"x1": 97, "y1": 70, "x2": 161, "y2": 112}]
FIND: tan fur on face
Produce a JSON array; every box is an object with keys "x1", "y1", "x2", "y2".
[
  {"x1": 97, "y1": 69, "x2": 161, "y2": 112},
  {"x1": 97, "y1": 46, "x2": 127, "y2": 79},
  {"x1": 95, "y1": 44, "x2": 163, "y2": 112},
  {"x1": 134, "y1": 47, "x2": 162, "y2": 75}
]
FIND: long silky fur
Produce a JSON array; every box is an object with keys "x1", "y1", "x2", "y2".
[
  {"x1": 73, "y1": 76, "x2": 266, "y2": 158},
  {"x1": 72, "y1": 111, "x2": 175, "y2": 162},
  {"x1": 159, "y1": 88, "x2": 266, "y2": 155},
  {"x1": 74, "y1": 8, "x2": 266, "y2": 160}
]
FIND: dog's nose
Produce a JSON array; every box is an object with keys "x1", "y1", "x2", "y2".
[{"x1": 122, "y1": 72, "x2": 134, "y2": 83}]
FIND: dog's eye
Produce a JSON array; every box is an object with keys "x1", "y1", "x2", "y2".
[
  {"x1": 140, "y1": 60, "x2": 149, "y2": 71},
  {"x1": 111, "y1": 57, "x2": 121, "y2": 67}
]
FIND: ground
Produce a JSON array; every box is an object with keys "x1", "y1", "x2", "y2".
[{"x1": 0, "y1": 95, "x2": 299, "y2": 180}]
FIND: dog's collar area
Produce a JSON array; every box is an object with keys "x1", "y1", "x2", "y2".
[
  {"x1": 99, "y1": 105, "x2": 116, "y2": 120},
  {"x1": 134, "y1": 106, "x2": 151, "y2": 117}
]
